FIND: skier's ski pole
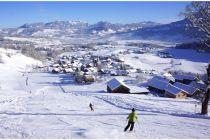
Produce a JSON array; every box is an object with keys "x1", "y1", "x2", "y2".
[{"x1": 137, "y1": 120, "x2": 140, "y2": 128}]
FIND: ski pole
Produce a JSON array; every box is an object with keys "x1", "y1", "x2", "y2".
[
  {"x1": 125, "y1": 119, "x2": 128, "y2": 123},
  {"x1": 137, "y1": 120, "x2": 140, "y2": 128}
]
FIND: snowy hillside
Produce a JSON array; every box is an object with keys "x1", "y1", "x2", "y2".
[
  {"x1": 118, "y1": 19, "x2": 204, "y2": 43},
  {"x1": 0, "y1": 48, "x2": 210, "y2": 139}
]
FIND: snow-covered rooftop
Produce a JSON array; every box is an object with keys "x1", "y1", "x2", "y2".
[
  {"x1": 174, "y1": 74, "x2": 197, "y2": 81},
  {"x1": 165, "y1": 84, "x2": 187, "y2": 95},
  {"x1": 129, "y1": 86, "x2": 149, "y2": 94},
  {"x1": 107, "y1": 78, "x2": 128, "y2": 90},
  {"x1": 153, "y1": 75, "x2": 174, "y2": 83},
  {"x1": 147, "y1": 77, "x2": 169, "y2": 90},
  {"x1": 189, "y1": 81, "x2": 207, "y2": 90},
  {"x1": 173, "y1": 82, "x2": 199, "y2": 95}
]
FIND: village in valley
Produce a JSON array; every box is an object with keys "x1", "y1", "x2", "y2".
[
  {"x1": 44, "y1": 41, "x2": 208, "y2": 100},
  {"x1": 0, "y1": 1, "x2": 210, "y2": 139}
]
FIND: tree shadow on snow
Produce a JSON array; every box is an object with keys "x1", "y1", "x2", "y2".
[
  {"x1": 94, "y1": 96, "x2": 210, "y2": 120},
  {"x1": 37, "y1": 73, "x2": 96, "y2": 87},
  {"x1": 36, "y1": 74, "x2": 75, "y2": 86},
  {"x1": 170, "y1": 113, "x2": 210, "y2": 120},
  {"x1": 63, "y1": 90, "x2": 107, "y2": 94},
  {"x1": 0, "y1": 111, "x2": 157, "y2": 117}
]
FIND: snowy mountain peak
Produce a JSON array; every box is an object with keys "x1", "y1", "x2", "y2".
[
  {"x1": 19, "y1": 22, "x2": 45, "y2": 28},
  {"x1": 68, "y1": 20, "x2": 88, "y2": 25}
]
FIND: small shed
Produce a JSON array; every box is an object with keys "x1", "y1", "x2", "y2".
[
  {"x1": 107, "y1": 78, "x2": 130, "y2": 93},
  {"x1": 83, "y1": 75, "x2": 95, "y2": 83},
  {"x1": 164, "y1": 84, "x2": 187, "y2": 99},
  {"x1": 129, "y1": 86, "x2": 149, "y2": 94},
  {"x1": 173, "y1": 82, "x2": 200, "y2": 97},
  {"x1": 147, "y1": 77, "x2": 169, "y2": 93},
  {"x1": 52, "y1": 67, "x2": 62, "y2": 73},
  {"x1": 174, "y1": 74, "x2": 198, "y2": 84}
]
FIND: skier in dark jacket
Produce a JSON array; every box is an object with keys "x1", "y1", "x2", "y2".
[
  {"x1": 89, "y1": 103, "x2": 94, "y2": 111},
  {"x1": 124, "y1": 108, "x2": 138, "y2": 132}
]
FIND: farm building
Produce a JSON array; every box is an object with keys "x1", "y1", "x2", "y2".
[
  {"x1": 173, "y1": 82, "x2": 201, "y2": 97},
  {"x1": 110, "y1": 70, "x2": 129, "y2": 76},
  {"x1": 157, "y1": 51, "x2": 173, "y2": 58},
  {"x1": 163, "y1": 73, "x2": 175, "y2": 83},
  {"x1": 63, "y1": 68, "x2": 74, "y2": 73},
  {"x1": 107, "y1": 78, "x2": 130, "y2": 93},
  {"x1": 174, "y1": 74, "x2": 198, "y2": 84},
  {"x1": 164, "y1": 84, "x2": 187, "y2": 99},
  {"x1": 147, "y1": 77, "x2": 169, "y2": 93},
  {"x1": 52, "y1": 67, "x2": 62, "y2": 73},
  {"x1": 153, "y1": 75, "x2": 175, "y2": 84},
  {"x1": 128, "y1": 86, "x2": 149, "y2": 94},
  {"x1": 189, "y1": 80, "x2": 207, "y2": 91}
]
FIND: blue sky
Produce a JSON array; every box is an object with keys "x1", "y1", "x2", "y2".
[{"x1": 0, "y1": 1, "x2": 190, "y2": 28}]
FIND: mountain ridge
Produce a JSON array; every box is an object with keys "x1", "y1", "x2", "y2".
[{"x1": 0, "y1": 19, "x2": 204, "y2": 43}]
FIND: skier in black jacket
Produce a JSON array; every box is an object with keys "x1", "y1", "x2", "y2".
[{"x1": 89, "y1": 103, "x2": 94, "y2": 111}]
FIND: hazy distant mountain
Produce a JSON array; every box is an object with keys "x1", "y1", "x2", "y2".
[
  {"x1": 0, "y1": 20, "x2": 160, "y2": 37},
  {"x1": 124, "y1": 19, "x2": 204, "y2": 42},
  {"x1": 1, "y1": 21, "x2": 88, "y2": 37},
  {"x1": 0, "y1": 19, "x2": 204, "y2": 43},
  {"x1": 87, "y1": 21, "x2": 160, "y2": 36}
]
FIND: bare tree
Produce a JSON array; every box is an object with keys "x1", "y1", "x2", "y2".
[
  {"x1": 0, "y1": 54, "x2": 3, "y2": 63},
  {"x1": 182, "y1": 2, "x2": 210, "y2": 114},
  {"x1": 181, "y1": 2, "x2": 210, "y2": 47},
  {"x1": 201, "y1": 62, "x2": 210, "y2": 114},
  {"x1": 21, "y1": 45, "x2": 47, "y2": 63}
]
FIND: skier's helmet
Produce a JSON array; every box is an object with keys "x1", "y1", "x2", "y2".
[{"x1": 132, "y1": 108, "x2": 135, "y2": 112}]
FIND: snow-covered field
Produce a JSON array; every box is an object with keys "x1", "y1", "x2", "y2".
[
  {"x1": 0, "y1": 46, "x2": 210, "y2": 139},
  {"x1": 4, "y1": 36, "x2": 62, "y2": 46}
]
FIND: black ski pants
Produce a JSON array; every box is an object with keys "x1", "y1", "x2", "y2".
[{"x1": 124, "y1": 121, "x2": 135, "y2": 131}]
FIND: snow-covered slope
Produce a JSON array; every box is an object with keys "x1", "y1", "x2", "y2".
[
  {"x1": 0, "y1": 48, "x2": 209, "y2": 139},
  {"x1": 0, "y1": 48, "x2": 42, "y2": 91},
  {"x1": 119, "y1": 19, "x2": 204, "y2": 43}
]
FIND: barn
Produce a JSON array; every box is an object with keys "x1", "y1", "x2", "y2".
[
  {"x1": 189, "y1": 80, "x2": 207, "y2": 91},
  {"x1": 164, "y1": 84, "x2": 188, "y2": 99},
  {"x1": 174, "y1": 74, "x2": 198, "y2": 85},
  {"x1": 153, "y1": 75, "x2": 175, "y2": 84},
  {"x1": 147, "y1": 77, "x2": 169, "y2": 93},
  {"x1": 107, "y1": 78, "x2": 130, "y2": 93},
  {"x1": 173, "y1": 82, "x2": 201, "y2": 97}
]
